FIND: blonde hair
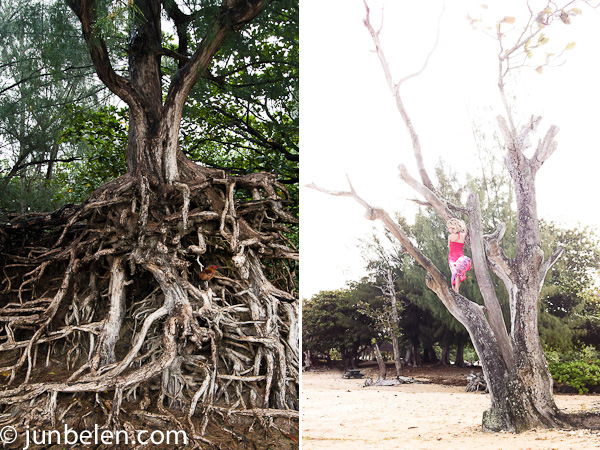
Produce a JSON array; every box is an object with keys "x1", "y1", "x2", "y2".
[{"x1": 446, "y1": 218, "x2": 466, "y2": 233}]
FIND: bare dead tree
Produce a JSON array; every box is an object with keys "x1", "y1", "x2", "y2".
[
  {"x1": 380, "y1": 268, "x2": 403, "y2": 378},
  {"x1": 309, "y1": 0, "x2": 600, "y2": 433},
  {"x1": 368, "y1": 267, "x2": 403, "y2": 378}
]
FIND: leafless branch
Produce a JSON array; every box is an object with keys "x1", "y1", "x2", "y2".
[
  {"x1": 362, "y1": 0, "x2": 438, "y2": 191},
  {"x1": 531, "y1": 125, "x2": 559, "y2": 174},
  {"x1": 398, "y1": 164, "x2": 453, "y2": 223},
  {"x1": 398, "y1": 2, "x2": 445, "y2": 86}
]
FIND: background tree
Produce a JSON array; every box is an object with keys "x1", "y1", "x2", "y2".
[
  {"x1": 539, "y1": 223, "x2": 600, "y2": 351},
  {"x1": 302, "y1": 289, "x2": 376, "y2": 369},
  {"x1": 0, "y1": 0, "x2": 104, "y2": 213},
  {"x1": 0, "y1": 0, "x2": 299, "y2": 446}
]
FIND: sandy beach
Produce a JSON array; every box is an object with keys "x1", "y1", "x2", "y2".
[{"x1": 302, "y1": 368, "x2": 600, "y2": 450}]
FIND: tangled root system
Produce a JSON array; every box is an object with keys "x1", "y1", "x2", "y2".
[{"x1": 0, "y1": 169, "x2": 299, "y2": 448}]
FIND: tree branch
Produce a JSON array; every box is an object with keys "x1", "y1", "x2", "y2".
[
  {"x1": 467, "y1": 193, "x2": 513, "y2": 369},
  {"x1": 210, "y1": 104, "x2": 299, "y2": 162},
  {"x1": 306, "y1": 179, "x2": 484, "y2": 324},
  {"x1": 66, "y1": 0, "x2": 142, "y2": 111},
  {"x1": 161, "y1": 0, "x2": 196, "y2": 67},
  {"x1": 539, "y1": 246, "x2": 564, "y2": 292},
  {"x1": 362, "y1": 0, "x2": 436, "y2": 192},
  {"x1": 483, "y1": 222, "x2": 515, "y2": 289},
  {"x1": 160, "y1": 47, "x2": 190, "y2": 64},
  {"x1": 531, "y1": 125, "x2": 559, "y2": 175},
  {"x1": 397, "y1": 2, "x2": 445, "y2": 86},
  {"x1": 398, "y1": 164, "x2": 453, "y2": 223},
  {"x1": 164, "y1": 0, "x2": 271, "y2": 115}
]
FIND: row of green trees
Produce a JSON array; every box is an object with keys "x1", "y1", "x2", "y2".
[
  {"x1": 303, "y1": 162, "x2": 600, "y2": 373},
  {"x1": 0, "y1": 0, "x2": 298, "y2": 215}
]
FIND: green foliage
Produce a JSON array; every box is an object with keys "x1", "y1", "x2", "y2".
[
  {"x1": 548, "y1": 344, "x2": 600, "y2": 394},
  {"x1": 302, "y1": 289, "x2": 376, "y2": 364},
  {"x1": 538, "y1": 223, "x2": 600, "y2": 351},
  {"x1": 0, "y1": 0, "x2": 104, "y2": 212},
  {"x1": 0, "y1": 167, "x2": 62, "y2": 214},
  {"x1": 549, "y1": 359, "x2": 600, "y2": 394},
  {"x1": 53, "y1": 105, "x2": 127, "y2": 203},
  {"x1": 181, "y1": 0, "x2": 298, "y2": 192},
  {"x1": 538, "y1": 309, "x2": 575, "y2": 353},
  {"x1": 541, "y1": 223, "x2": 600, "y2": 308},
  {"x1": 546, "y1": 346, "x2": 600, "y2": 393}
]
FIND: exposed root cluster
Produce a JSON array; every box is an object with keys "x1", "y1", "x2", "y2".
[{"x1": 0, "y1": 170, "x2": 299, "y2": 447}]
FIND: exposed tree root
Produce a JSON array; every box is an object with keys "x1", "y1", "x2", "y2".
[{"x1": 0, "y1": 169, "x2": 299, "y2": 447}]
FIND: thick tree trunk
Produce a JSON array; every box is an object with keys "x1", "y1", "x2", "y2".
[
  {"x1": 303, "y1": 350, "x2": 313, "y2": 370},
  {"x1": 412, "y1": 340, "x2": 421, "y2": 367},
  {"x1": 404, "y1": 346, "x2": 412, "y2": 366},
  {"x1": 126, "y1": 0, "x2": 178, "y2": 185},
  {"x1": 387, "y1": 274, "x2": 403, "y2": 377},
  {"x1": 423, "y1": 346, "x2": 438, "y2": 364},
  {"x1": 422, "y1": 252, "x2": 565, "y2": 432}
]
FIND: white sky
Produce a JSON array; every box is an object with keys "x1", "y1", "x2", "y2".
[{"x1": 299, "y1": 0, "x2": 600, "y2": 299}]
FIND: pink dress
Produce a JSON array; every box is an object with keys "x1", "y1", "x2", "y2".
[{"x1": 448, "y1": 241, "x2": 471, "y2": 287}]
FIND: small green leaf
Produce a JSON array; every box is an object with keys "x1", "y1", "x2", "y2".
[{"x1": 565, "y1": 42, "x2": 576, "y2": 50}]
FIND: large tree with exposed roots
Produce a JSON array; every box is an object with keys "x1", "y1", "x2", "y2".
[
  {"x1": 310, "y1": 0, "x2": 600, "y2": 433},
  {"x1": 0, "y1": 0, "x2": 298, "y2": 447}
]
